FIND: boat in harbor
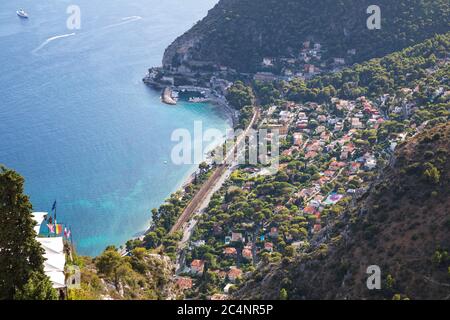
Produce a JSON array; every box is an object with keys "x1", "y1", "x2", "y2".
[
  {"x1": 189, "y1": 97, "x2": 208, "y2": 103},
  {"x1": 16, "y1": 9, "x2": 29, "y2": 19}
]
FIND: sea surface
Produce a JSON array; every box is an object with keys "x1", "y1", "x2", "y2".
[{"x1": 0, "y1": 0, "x2": 229, "y2": 256}]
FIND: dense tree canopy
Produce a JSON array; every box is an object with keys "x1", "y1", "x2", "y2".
[{"x1": 0, "y1": 166, "x2": 55, "y2": 300}]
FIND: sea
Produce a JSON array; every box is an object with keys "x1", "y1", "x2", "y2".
[{"x1": 0, "y1": 0, "x2": 230, "y2": 256}]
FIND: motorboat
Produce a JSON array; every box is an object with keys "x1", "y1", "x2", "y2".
[{"x1": 17, "y1": 9, "x2": 29, "y2": 19}]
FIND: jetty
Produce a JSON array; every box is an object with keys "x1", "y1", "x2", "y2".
[{"x1": 162, "y1": 87, "x2": 177, "y2": 105}]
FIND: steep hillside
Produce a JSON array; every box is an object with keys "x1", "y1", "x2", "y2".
[
  {"x1": 69, "y1": 247, "x2": 182, "y2": 300},
  {"x1": 235, "y1": 122, "x2": 450, "y2": 300},
  {"x1": 163, "y1": 0, "x2": 449, "y2": 72}
]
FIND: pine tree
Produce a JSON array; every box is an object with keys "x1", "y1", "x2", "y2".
[
  {"x1": 0, "y1": 166, "x2": 51, "y2": 299},
  {"x1": 14, "y1": 272, "x2": 58, "y2": 300}
]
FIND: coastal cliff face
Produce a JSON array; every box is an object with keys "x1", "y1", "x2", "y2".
[
  {"x1": 235, "y1": 123, "x2": 450, "y2": 300},
  {"x1": 162, "y1": 0, "x2": 450, "y2": 72}
]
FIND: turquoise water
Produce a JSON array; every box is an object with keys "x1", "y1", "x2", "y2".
[{"x1": 0, "y1": 0, "x2": 229, "y2": 256}]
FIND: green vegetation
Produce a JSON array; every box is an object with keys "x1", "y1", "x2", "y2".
[
  {"x1": 283, "y1": 33, "x2": 450, "y2": 105},
  {"x1": 226, "y1": 81, "x2": 255, "y2": 110},
  {"x1": 68, "y1": 246, "x2": 177, "y2": 300},
  {"x1": 0, "y1": 166, "x2": 57, "y2": 300},
  {"x1": 167, "y1": 0, "x2": 449, "y2": 72}
]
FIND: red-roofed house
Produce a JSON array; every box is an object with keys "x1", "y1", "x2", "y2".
[
  {"x1": 324, "y1": 170, "x2": 335, "y2": 178},
  {"x1": 349, "y1": 162, "x2": 361, "y2": 173},
  {"x1": 190, "y1": 260, "x2": 205, "y2": 276},
  {"x1": 176, "y1": 277, "x2": 193, "y2": 290},
  {"x1": 313, "y1": 224, "x2": 322, "y2": 233},
  {"x1": 303, "y1": 206, "x2": 317, "y2": 215},
  {"x1": 264, "y1": 242, "x2": 274, "y2": 252},
  {"x1": 210, "y1": 294, "x2": 229, "y2": 300},
  {"x1": 228, "y1": 267, "x2": 243, "y2": 282},
  {"x1": 305, "y1": 151, "x2": 318, "y2": 159},
  {"x1": 242, "y1": 247, "x2": 253, "y2": 260},
  {"x1": 223, "y1": 247, "x2": 237, "y2": 256}
]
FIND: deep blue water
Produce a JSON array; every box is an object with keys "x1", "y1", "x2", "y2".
[{"x1": 0, "y1": 0, "x2": 229, "y2": 256}]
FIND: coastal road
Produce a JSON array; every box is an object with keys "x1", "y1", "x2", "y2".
[
  {"x1": 169, "y1": 107, "x2": 260, "y2": 237},
  {"x1": 172, "y1": 107, "x2": 259, "y2": 272}
]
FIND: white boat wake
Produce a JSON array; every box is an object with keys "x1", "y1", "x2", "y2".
[
  {"x1": 103, "y1": 16, "x2": 143, "y2": 29},
  {"x1": 32, "y1": 33, "x2": 76, "y2": 54},
  {"x1": 31, "y1": 16, "x2": 142, "y2": 54}
]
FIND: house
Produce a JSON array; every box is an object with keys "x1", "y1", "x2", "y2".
[
  {"x1": 210, "y1": 294, "x2": 229, "y2": 300},
  {"x1": 224, "y1": 247, "x2": 237, "y2": 256},
  {"x1": 309, "y1": 199, "x2": 321, "y2": 208},
  {"x1": 224, "y1": 283, "x2": 234, "y2": 294},
  {"x1": 161, "y1": 76, "x2": 175, "y2": 85},
  {"x1": 320, "y1": 131, "x2": 331, "y2": 142},
  {"x1": 324, "y1": 170, "x2": 335, "y2": 178},
  {"x1": 334, "y1": 122, "x2": 343, "y2": 131},
  {"x1": 305, "y1": 151, "x2": 318, "y2": 159},
  {"x1": 303, "y1": 206, "x2": 317, "y2": 215},
  {"x1": 262, "y1": 57, "x2": 274, "y2": 67},
  {"x1": 190, "y1": 260, "x2": 205, "y2": 276},
  {"x1": 269, "y1": 227, "x2": 279, "y2": 238},
  {"x1": 306, "y1": 141, "x2": 321, "y2": 152},
  {"x1": 297, "y1": 121, "x2": 308, "y2": 130},
  {"x1": 265, "y1": 123, "x2": 289, "y2": 135},
  {"x1": 176, "y1": 277, "x2": 193, "y2": 290},
  {"x1": 304, "y1": 64, "x2": 315, "y2": 74},
  {"x1": 298, "y1": 187, "x2": 318, "y2": 199},
  {"x1": 317, "y1": 176, "x2": 330, "y2": 186},
  {"x1": 254, "y1": 72, "x2": 277, "y2": 82},
  {"x1": 228, "y1": 267, "x2": 243, "y2": 282},
  {"x1": 351, "y1": 117, "x2": 363, "y2": 129},
  {"x1": 242, "y1": 247, "x2": 253, "y2": 260},
  {"x1": 264, "y1": 242, "x2": 274, "y2": 252},
  {"x1": 329, "y1": 161, "x2": 346, "y2": 171},
  {"x1": 191, "y1": 240, "x2": 205, "y2": 248},
  {"x1": 316, "y1": 125, "x2": 326, "y2": 134},
  {"x1": 32, "y1": 212, "x2": 67, "y2": 292},
  {"x1": 213, "y1": 224, "x2": 223, "y2": 236},
  {"x1": 365, "y1": 158, "x2": 377, "y2": 170},
  {"x1": 334, "y1": 58, "x2": 346, "y2": 65},
  {"x1": 279, "y1": 111, "x2": 293, "y2": 123},
  {"x1": 349, "y1": 162, "x2": 361, "y2": 173},
  {"x1": 340, "y1": 151, "x2": 349, "y2": 160},
  {"x1": 231, "y1": 232, "x2": 244, "y2": 242},
  {"x1": 318, "y1": 115, "x2": 328, "y2": 123},
  {"x1": 283, "y1": 68, "x2": 294, "y2": 76},
  {"x1": 274, "y1": 205, "x2": 287, "y2": 214},
  {"x1": 313, "y1": 224, "x2": 322, "y2": 233},
  {"x1": 293, "y1": 133, "x2": 303, "y2": 146},
  {"x1": 211, "y1": 269, "x2": 227, "y2": 280}
]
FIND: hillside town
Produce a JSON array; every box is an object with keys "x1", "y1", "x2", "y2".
[{"x1": 166, "y1": 45, "x2": 449, "y2": 297}]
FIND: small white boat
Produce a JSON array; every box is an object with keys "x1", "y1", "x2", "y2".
[{"x1": 16, "y1": 9, "x2": 29, "y2": 19}]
